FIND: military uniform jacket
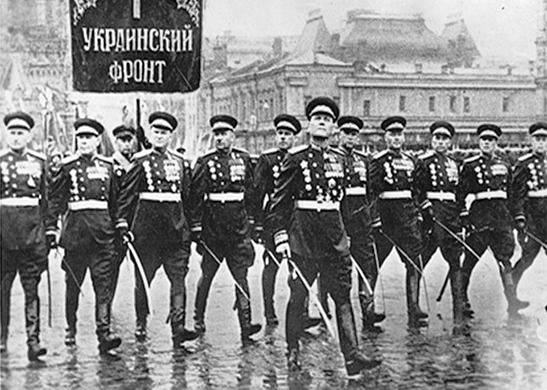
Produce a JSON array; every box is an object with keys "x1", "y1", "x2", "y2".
[
  {"x1": 267, "y1": 144, "x2": 348, "y2": 258},
  {"x1": 458, "y1": 152, "x2": 513, "y2": 223},
  {"x1": 116, "y1": 148, "x2": 191, "y2": 246},
  {"x1": 0, "y1": 148, "x2": 50, "y2": 250},
  {"x1": 48, "y1": 152, "x2": 118, "y2": 250},
  {"x1": 334, "y1": 146, "x2": 370, "y2": 234},
  {"x1": 510, "y1": 151, "x2": 547, "y2": 221},
  {"x1": 112, "y1": 151, "x2": 132, "y2": 175},
  {"x1": 251, "y1": 148, "x2": 287, "y2": 233},
  {"x1": 368, "y1": 148, "x2": 419, "y2": 224},
  {"x1": 414, "y1": 150, "x2": 460, "y2": 212},
  {"x1": 189, "y1": 147, "x2": 255, "y2": 242}
]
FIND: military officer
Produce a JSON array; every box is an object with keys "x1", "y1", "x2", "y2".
[
  {"x1": 334, "y1": 115, "x2": 385, "y2": 331},
  {"x1": 267, "y1": 97, "x2": 380, "y2": 375},
  {"x1": 510, "y1": 122, "x2": 547, "y2": 301},
  {"x1": 415, "y1": 121, "x2": 464, "y2": 326},
  {"x1": 110, "y1": 125, "x2": 136, "y2": 303},
  {"x1": 1, "y1": 112, "x2": 50, "y2": 361},
  {"x1": 115, "y1": 112, "x2": 198, "y2": 348},
  {"x1": 368, "y1": 116, "x2": 427, "y2": 327},
  {"x1": 459, "y1": 124, "x2": 528, "y2": 315},
  {"x1": 189, "y1": 114, "x2": 261, "y2": 344},
  {"x1": 47, "y1": 118, "x2": 122, "y2": 354}
]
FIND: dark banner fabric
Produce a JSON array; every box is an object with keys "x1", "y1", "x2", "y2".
[{"x1": 70, "y1": 0, "x2": 202, "y2": 93}]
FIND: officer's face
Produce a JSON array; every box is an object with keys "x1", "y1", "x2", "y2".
[
  {"x1": 6, "y1": 129, "x2": 32, "y2": 150},
  {"x1": 479, "y1": 136, "x2": 497, "y2": 154},
  {"x1": 213, "y1": 129, "x2": 235, "y2": 152},
  {"x1": 77, "y1": 134, "x2": 100, "y2": 155},
  {"x1": 531, "y1": 135, "x2": 547, "y2": 155},
  {"x1": 115, "y1": 136, "x2": 135, "y2": 155},
  {"x1": 385, "y1": 130, "x2": 404, "y2": 150},
  {"x1": 339, "y1": 129, "x2": 359, "y2": 149},
  {"x1": 150, "y1": 127, "x2": 172, "y2": 149},
  {"x1": 275, "y1": 129, "x2": 295, "y2": 150},
  {"x1": 308, "y1": 114, "x2": 334, "y2": 139},
  {"x1": 431, "y1": 134, "x2": 452, "y2": 154}
]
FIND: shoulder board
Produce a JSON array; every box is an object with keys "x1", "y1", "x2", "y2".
[
  {"x1": 401, "y1": 151, "x2": 415, "y2": 160},
  {"x1": 517, "y1": 153, "x2": 533, "y2": 162},
  {"x1": 233, "y1": 146, "x2": 249, "y2": 155},
  {"x1": 353, "y1": 149, "x2": 367, "y2": 159},
  {"x1": 418, "y1": 151, "x2": 435, "y2": 160},
  {"x1": 95, "y1": 155, "x2": 113, "y2": 164},
  {"x1": 167, "y1": 149, "x2": 185, "y2": 160},
  {"x1": 133, "y1": 149, "x2": 153, "y2": 159},
  {"x1": 60, "y1": 154, "x2": 80, "y2": 165},
  {"x1": 288, "y1": 144, "x2": 308, "y2": 155},
  {"x1": 261, "y1": 147, "x2": 278, "y2": 156},
  {"x1": 0, "y1": 149, "x2": 10, "y2": 158},
  {"x1": 202, "y1": 149, "x2": 216, "y2": 158},
  {"x1": 464, "y1": 155, "x2": 480, "y2": 163},
  {"x1": 330, "y1": 147, "x2": 345, "y2": 156},
  {"x1": 27, "y1": 150, "x2": 46, "y2": 160},
  {"x1": 372, "y1": 150, "x2": 389, "y2": 160}
]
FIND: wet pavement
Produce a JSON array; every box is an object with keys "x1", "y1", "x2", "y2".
[{"x1": 1, "y1": 240, "x2": 546, "y2": 389}]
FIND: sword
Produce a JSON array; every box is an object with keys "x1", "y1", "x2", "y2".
[
  {"x1": 54, "y1": 247, "x2": 84, "y2": 297},
  {"x1": 126, "y1": 241, "x2": 153, "y2": 316},
  {"x1": 434, "y1": 219, "x2": 483, "y2": 262},
  {"x1": 371, "y1": 239, "x2": 387, "y2": 312},
  {"x1": 264, "y1": 248, "x2": 336, "y2": 339},
  {"x1": 200, "y1": 240, "x2": 251, "y2": 302},
  {"x1": 46, "y1": 257, "x2": 52, "y2": 327},
  {"x1": 349, "y1": 254, "x2": 373, "y2": 296}
]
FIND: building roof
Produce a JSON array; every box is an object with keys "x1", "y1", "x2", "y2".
[{"x1": 339, "y1": 11, "x2": 450, "y2": 63}]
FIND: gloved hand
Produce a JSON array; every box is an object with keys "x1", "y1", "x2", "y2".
[
  {"x1": 460, "y1": 213, "x2": 473, "y2": 231},
  {"x1": 45, "y1": 231, "x2": 57, "y2": 249},
  {"x1": 116, "y1": 225, "x2": 134, "y2": 244},
  {"x1": 252, "y1": 224, "x2": 264, "y2": 244},
  {"x1": 371, "y1": 218, "x2": 383, "y2": 235},
  {"x1": 422, "y1": 207, "x2": 435, "y2": 232},
  {"x1": 515, "y1": 216, "x2": 526, "y2": 233},
  {"x1": 276, "y1": 241, "x2": 291, "y2": 260},
  {"x1": 190, "y1": 230, "x2": 202, "y2": 244}
]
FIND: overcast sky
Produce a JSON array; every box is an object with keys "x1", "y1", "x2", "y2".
[{"x1": 203, "y1": 0, "x2": 542, "y2": 61}]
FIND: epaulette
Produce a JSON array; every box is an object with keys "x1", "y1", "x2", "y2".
[
  {"x1": 233, "y1": 146, "x2": 250, "y2": 155},
  {"x1": 0, "y1": 149, "x2": 10, "y2": 158},
  {"x1": 418, "y1": 151, "x2": 435, "y2": 160},
  {"x1": 464, "y1": 155, "x2": 481, "y2": 164},
  {"x1": 168, "y1": 149, "x2": 185, "y2": 160},
  {"x1": 372, "y1": 150, "x2": 389, "y2": 160},
  {"x1": 401, "y1": 151, "x2": 415, "y2": 160},
  {"x1": 261, "y1": 147, "x2": 278, "y2": 156},
  {"x1": 517, "y1": 152, "x2": 533, "y2": 162},
  {"x1": 353, "y1": 149, "x2": 368, "y2": 159},
  {"x1": 202, "y1": 149, "x2": 216, "y2": 157},
  {"x1": 27, "y1": 150, "x2": 46, "y2": 160},
  {"x1": 95, "y1": 154, "x2": 113, "y2": 164},
  {"x1": 288, "y1": 144, "x2": 308, "y2": 155},
  {"x1": 330, "y1": 147, "x2": 345, "y2": 156},
  {"x1": 133, "y1": 149, "x2": 153, "y2": 160},
  {"x1": 60, "y1": 154, "x2": 80, "y2": 165}
]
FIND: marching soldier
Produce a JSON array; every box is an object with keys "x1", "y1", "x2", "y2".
[
  {"x1": 510, "y1": 122, "x2": 547, "y2": 302},
  {"x1": 459, "y1": 124, "x2": 528, "y2": 315},
  {"x1": 368, "y1": 116, "x2": 427, "y2": 327},
  {"x1": 189, "y1": 114, "x2": 261, "y2": 344},
  {"x1": 1, "y1": 112, "x2": 50, "y2": 361},
  {"x1": 47, "y1": 118, "x2": 122, "y2": 354},
  {"x1": 268, "y1": 97, "x2": 380, "y2": 375},
  {"x1": 115, "y1": 112, "x2": 198, "y2": 347},
  {"x1": 110, "y1": 125, "x2": 136, "y2": 303},
  {"x1": 334, "y1": 115, "x2": 385, "y2": 331},
  {"x1": 414, "y1": 121, "x2": 464, "y2": 326}
]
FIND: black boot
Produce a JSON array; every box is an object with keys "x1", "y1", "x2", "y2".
[
  {"x1": 1, "y1": 279, "x2": 10, "y2": 353},
  {"x1": 135, "y1": 317, "x2": 147, "y2": 341},
  {"x1": 450, "y1": 268, "x2": 465, "y2": 325},
  {"x1": 359, "y1": 294, "x2": 385, "y2": 332},
  {"x1": 96, "y1": 303, "x2": 121, "y2": 354},
  {"x1": 335, "y1": 301, "x2": 381, "y2": 376},
  {"x1": 237, "y1": 295, "x2": 261, "y2": 344},
  {"x1": 262, "y1": 257, "x2": 279, "y2": 326},
  {"x1": 26, "y1": 296, "x2": 47, "y2": 361},
  {"x1": 194, "y1": 273, "x2": 213, "y2": 334},
  {"x1": 406, "y1": 268, "x2": 428, "y2": 327},
  {"x1": 65, "y1": 277, "x2": 80, "y2": 346},
  {"x1": 172, "y1": 325, "x2": 200, "y2": 348},
  {"x1": 287, "y1": 347, "x2": 301, "y2": 371},
  {"x1": 500, "y1": 268, "x2": 529, "y2": 314},
  {"x1": 170, "y1": 294, "x2": 199, "y2": 348},
  {"x1": 65, "y1": 327, "x2": 76, "y2": 346}
]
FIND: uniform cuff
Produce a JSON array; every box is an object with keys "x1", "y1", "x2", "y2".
[
  {"x1": 371, "y1": 218, "x2": 382, "y2": 228},
  {"x1": 115, "y1": 219, "x2": 129, "y2": 229},
  {"x1": 190, "y1": 224, "x2": 202, "y2": 233},
  {"x1": 420, "y1": 200, "x2": 432, "y2": 210},
  {"x1": 274, "y1": 230, "x2": 289, "y2": 246},
  {"x1": 514, "y1": 215, "x2": 526, "y2": 222}
]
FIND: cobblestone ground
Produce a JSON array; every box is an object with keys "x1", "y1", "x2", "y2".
[{"x1": 1, "y1": 240, "x2": 546, "y2": 389}]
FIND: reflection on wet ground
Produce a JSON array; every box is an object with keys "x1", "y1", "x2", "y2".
[{"x1": 1, "y1": 243, "x2": 546, "y2": 389}]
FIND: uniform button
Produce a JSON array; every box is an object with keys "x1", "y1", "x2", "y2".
[
  {"x1": 80, "y1": 178, "x2": 84, "y2": 182},
  {"x1": 80, "y1": 187, "x2": 85, "y2": 191},
  {"x1": 11, "y1": 183, "x2": 17, "y2": 188}
]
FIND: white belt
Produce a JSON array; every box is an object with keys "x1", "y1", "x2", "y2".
[
  {"x1": 346, "y1": 187, "x2": 367, "y2": 196},
  {"x1": 0, "y1": 197, "x2": 40, "y2": 207},
  {"x1": 295, "y1": 200, "x2": 340, "y2": 211},
  {"x1": 528, "y1": 189, "x2": 547, "y2": 198},
  {"x1": 208, "y1": 192, "x2": 244, "y2": 202},
  {"x1": 379, "y1": 190, "x2": 412, "y2": 200},
  {"x1": 139, "y1": 192, "x2": 181, "y2": 202},
  {"x1": 426, "y1": 191, "x2": 456, "y2": 202},
  {"x1": 68, "y1": 200, "x2": 108, "y2": 210},
  {"x1": 474, "y1": 190, "x2": 507, "y2": 200}
]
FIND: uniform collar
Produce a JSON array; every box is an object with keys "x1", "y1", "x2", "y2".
[{"x1": 8, "y1": 147, "x2": 27, "y2": 156}]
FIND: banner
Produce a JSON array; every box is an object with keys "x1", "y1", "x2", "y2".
[{"x1": 70, "y1": 0, "x2": 202, "y2": 93}]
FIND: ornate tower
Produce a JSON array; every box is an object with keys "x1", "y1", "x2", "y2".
[{"x1": 537, "y1": 0, "x2": 547, "y2": 117}]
